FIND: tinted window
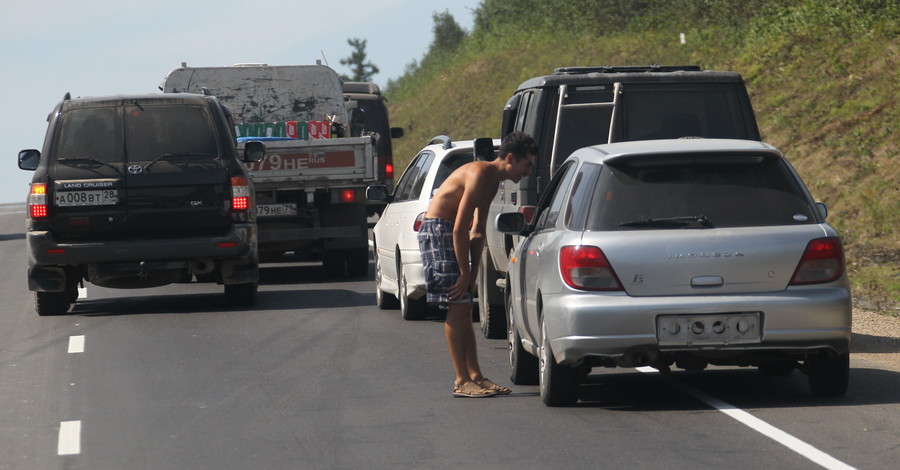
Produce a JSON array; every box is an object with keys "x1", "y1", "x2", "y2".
[
  {"x1": 587, "y1": 155, "x2": 815, "y2": 230},
  {"x1": 125, "y1": 105, "x2": 218, "y2": 162},
  {"x1": 554, "y1": 87, "x2": 615, "y2": 170},
  {"x1": 394, "y1": 151, "x2": 433, "y2": 202},
  {"x1": 621, "y1": 84, "x2": 749, "y2": 141},
  {"x1": 56, "y1": 107, "x2": 123, "y2": 163},
  {"x1": 534, "y1": 161, "x2": 577, "y2": 231},
  {"x1": 431, "y1": 153, "x2": 474, "y2": 195}
]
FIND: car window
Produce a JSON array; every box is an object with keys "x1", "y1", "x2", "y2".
[
  {"x1": 564, "y1": 162, "x2": 601, "y2": 230},
  {"x1": 431, "y1": 153, "x2": 474, "y2": 195},
  {"x1": 515, "y1": 91, "x2": 533, "y2": 132},
  {"x1": 394, "y1": 151, "x2": 433, "y2": 202},
  {"x1": 554, "y1": 87, "x2": 615, "y2": 168},
  {"x1": 534, "y1": 160, "x2": 576, "y2": 230},
  {"x1": 621, "y1": 84, "x2": 749, "y2": 141},
  {"x1": 407, "y1": 152, "x2": 437, "y2": 200},
  {"x1": 55, "y1": 107, "x2": 123, "y2": 163},
  {"x1": 125, "y1": 105, "x2": 218, "y2": 162},
  {"x1": 586, "y1": 155, "x2": 816, "y2": 230}
]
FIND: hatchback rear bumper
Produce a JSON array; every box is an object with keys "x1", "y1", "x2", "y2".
[{"x1": 540, "y1": 286, "x2": 852, "y2": 366}]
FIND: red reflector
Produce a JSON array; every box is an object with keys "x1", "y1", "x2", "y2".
[
  {"x1": 559, "y1": 245, "x2": 623, "y2": 291},
  {"x1": 232, "y1": 196, "x2": 250, "y2": 211},
  {"x1": 385, "y1": 163, "x2": 394, "y2": 179},
  {"x1": 340, "y1": 189, "x2": 356, "y2": 203},
  {"x1": 30, "y1": 205, "x2": 48, "y2": 219},
  {"x1": 47, "y1": 249, "x2": 66, "y2": 255},
  {"x1": 217, "y1": 242, "x2": 237, "y2": 248}
]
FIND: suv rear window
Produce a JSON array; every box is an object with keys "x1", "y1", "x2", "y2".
[
  {"x1": 125, "y1": 105, "x2": 219, "y2": 162},
  {"x1": 585, "y1": 156, "x2": 816, "y2": 230},
  {"x1": 55, "y1": 107, "x2": 123, "y2": 163}
]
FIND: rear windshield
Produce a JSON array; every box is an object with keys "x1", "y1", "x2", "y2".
[
  {"x1": 125, "y1": 105, "x2": 218, "y2": 162},
  {"x1": 585, "y1": 156, "x2": 816, "y2": 231},
  {"x1": 55, "y1": 107, "x2": 124, "y2": 163}
]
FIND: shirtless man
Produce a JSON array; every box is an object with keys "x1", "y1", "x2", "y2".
[{"x1": 417, "y1": 132, "x2": 537, "y2": 398}]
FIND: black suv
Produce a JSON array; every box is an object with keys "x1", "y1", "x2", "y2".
[
  {"x1": 480, "y1": 65, "x2": 762, "y2": 338},
  {"x1": 19, "y1": 93, "x2": 265, "y2": 315}
]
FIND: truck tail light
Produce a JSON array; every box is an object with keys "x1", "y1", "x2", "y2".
[
  {"x1": 385, "y1": 162, "x2": 394, "y2": 179},
  {"x1": 790, "y1": 237, "x2": 844, "y2": 285},
  {"x1": 28, "y1": 183, "x2": 48, "y2": 219},
  {"x1": 340, "y1": 189, "x2": 356, "y2": 203},
  {"x1": 560, "y1": 245, "x2": 623, "y2": 291},
  {"x1": 230, "y1": 176, "x2": 250, "y2": 211},
  {"x1": 413, "y1": 212, "x2": 425, "y2": 232},
  {"x1": 519, "y1": 205, "x2": 537, "y2": 224}
]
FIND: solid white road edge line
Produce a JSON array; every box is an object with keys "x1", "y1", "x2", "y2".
[
  {"x1": 67, "y1": 335, "x2": 85, "y2": 354},
  {"x1": 636, "y1": 367, "x2": 856, "y2": 470},
  {"x1": 57, "y1": 420, "x2": 81, "y2": 456}
]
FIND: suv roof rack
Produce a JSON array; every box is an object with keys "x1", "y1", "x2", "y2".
[
  {"x1": 429, "y1": 135, "x2": 453, "y2": 150},
  {"x1": 553, "y1": 65, "x2": 701, "y2": 75}
]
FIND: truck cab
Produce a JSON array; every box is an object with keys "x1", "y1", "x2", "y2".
[{"x1": 479, "y1": 65, "x2": 762, "y2": 337}]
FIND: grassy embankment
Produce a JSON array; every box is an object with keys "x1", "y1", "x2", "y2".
[{"x1": 384, "y1": 0, "x2": 898, "y2": 313}]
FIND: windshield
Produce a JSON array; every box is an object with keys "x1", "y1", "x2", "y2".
[
  {"x1": 125, "y1": 105, "x2": 219, "y2": 162},
  {"x1": 55, "y1": 107, "x2": 124, "y2": 164}
]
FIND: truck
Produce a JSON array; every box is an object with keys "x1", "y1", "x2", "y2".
[
  {"x1": 161, "y1": 63, "x2": 387, "y2": 277},
  {"x1": 479, "y1": 65, "x2": 763, "y2": 338}
]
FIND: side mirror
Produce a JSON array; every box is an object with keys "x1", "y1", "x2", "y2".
[
  {"x1": 816, "y1": 202, "x2": 828, "y2": 220},
  {"x1": 495, "y1": 212, "x2": 526, "y2": 234},
  {"x1": 366, "y1": 185, "x2": 392, "y2": 203},
  {"x1": 243, "y1": 141, "x2": 266, "y2": 163},
  {"x1": 474, "y1": 137, "x2": 495, "y2": 161},
  {"x1": 390, "y1": 127, "x2": 404, "y2": 139},
  {"x1": 18, "y1": 149, "x2": 40, "y2": 171}
]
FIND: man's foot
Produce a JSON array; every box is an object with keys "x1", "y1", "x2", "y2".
[
  {"x1": 476, "y1": 377, "x2": 512, "y2": 395},
  {"x1": 452, "y1": 381, "x2": 497, "y2": 398}
]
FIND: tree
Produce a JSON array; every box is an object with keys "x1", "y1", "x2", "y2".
[
  {"x1": 429, "y1": 10, "x2": 466, "y2": 56},
  {"x1": 340, "y1": 38, "x2": 379, "y2": 82}
]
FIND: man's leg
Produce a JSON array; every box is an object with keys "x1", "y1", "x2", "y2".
[{"x1": 445, "y1": 302, "x2": 481, "y2": 385}]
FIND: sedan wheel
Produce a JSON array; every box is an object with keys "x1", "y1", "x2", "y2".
[
  {"x1": 400, "y1": 272, "x2": 426, "y2": 321},
  {"x1": 539, "y1": 318, "x2": 579, "y2": 406},
  {"x1": 374, "y1": 255, "x2": 399, "y2": 309}
]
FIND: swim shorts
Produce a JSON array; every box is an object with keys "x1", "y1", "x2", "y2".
[{"x1": 417, "y1": 217, "x2": 472, "y2": 309}]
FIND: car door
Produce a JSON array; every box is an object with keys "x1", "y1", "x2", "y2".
[{"x1": 517, "y1": 160, "x2": 578, "y2": 339}]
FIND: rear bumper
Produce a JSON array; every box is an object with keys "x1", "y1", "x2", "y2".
[
  {"x1": 539, "y1": 286, "x2": 852, "y2": 366},
  {"x1": 399, "y1": 248, "x2": 426, "y2": 299}
]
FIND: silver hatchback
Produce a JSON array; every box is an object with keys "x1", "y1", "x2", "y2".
[{"x1": 497, "y1": 139, "x2": 851, "y2": 406}]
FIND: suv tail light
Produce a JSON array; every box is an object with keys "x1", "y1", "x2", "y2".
[
  {"x1": 560, "y1": 245, "x2": 623, "y2": 291},
  {"x1": 790, "y1": 237, "x2": 844, "y2": 285},
  {"x1": 385, "y1": 162, "x2": 394, "y2": 180},
  {"x1": 413, "y1": 212, "x2": 425, "y2": 232},
  {"x1": 28, "y1": 183, "x2": 48, "y2": 219},
  {"x1": 519, "y1": 205, "x2": 537, "y2": 224},
  {"x1": 230, "y1": 176, "x2": 250, "y2": 211}
]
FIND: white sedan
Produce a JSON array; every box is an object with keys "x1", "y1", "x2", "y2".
[{"x1": 367, "y1": 136, "x2": 498, "y2": 320}]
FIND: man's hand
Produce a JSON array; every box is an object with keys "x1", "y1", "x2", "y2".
[{"x1": 449, "y1": 271, "x2": 472, "y2": 301}]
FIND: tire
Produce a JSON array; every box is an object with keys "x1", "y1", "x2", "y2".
[
  {"x1": 65, "y1": 277, "x2": 80, "y2": 304},
  {"x1": 539, "y1": 318, "x2": 579, "y2": 406},
  {"x1": 479, "y1": 248, "x2": 506, "y2": 339},
  {"x1": 323, "y1": 250, "x2": 345, "y2": 277},
  {"x1": 225, "y1": 282, "x2": 258, "y2": 307},
  {"x1": 374, "y1": 253, "x2": 399, "y2": 309},
  {"x1": 807, "y1": 351, "x2": 850, "y2": 397},
  {"x1": 346, "y1": 247, "x2": 370, "y2": 278},
  {"x1": 35, "y1": 291, "x2": 70, "y2": 316},
  {"x1": 508, "y1": 296, "x2": 539, "y2": 385},
  {"x1": 399, "y1": 272, "x2": 426, "y2": 321},
  {"x1": 758, "y1": 360, "x2": 795, "y2": 377}
]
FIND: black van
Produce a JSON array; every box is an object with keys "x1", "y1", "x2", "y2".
[{"x1": 19, "y1": 93, "x2": 265, "y2": 315}]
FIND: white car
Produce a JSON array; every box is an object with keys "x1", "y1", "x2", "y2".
[{"x1": 367, "y1": 136, "x2": 499, "y2": 320}]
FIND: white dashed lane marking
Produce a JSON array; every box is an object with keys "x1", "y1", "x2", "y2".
[
  {"x1": 637, "y1": 367, "x2": 856, "y2": 470},
  {"x1": 67, "y1": 335, "x2": 84, "y2": 354},
  {"x1": 57, "y1": 420, "x2": 81, "y2": 455}
]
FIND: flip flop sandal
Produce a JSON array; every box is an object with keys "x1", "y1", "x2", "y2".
[
  {"x1": 452, "y1": 381, "x2": 497, "y2": 398},
  {"x1": 477, "y1": 378, "x2": 512, "y2": 395}
]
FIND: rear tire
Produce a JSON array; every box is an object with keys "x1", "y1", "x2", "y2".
[
  {"x1": 540, "y1": 319, "x2": 579, "y2": 406},
  {"x1": 346, "y1": 247, "x2": 370, "y2": 277},
  {"x1": 225, "y1": 282, "x2": 258, "y2": 307},
  {"x1": 807, "y1": 351, "x2": 849, "y2": 397},
  {"x1": 399, "y1": 272, "x2": 426, "y2": 321},
  {"x1": 374, "y1": 254, "x2": 399, "y2": 309},
  {"x1": 323, "y1": 250, "x2": 345, "y2": 277},
  {"x1": 35, "y1": 291, "x2": 70, "y2": 316}
]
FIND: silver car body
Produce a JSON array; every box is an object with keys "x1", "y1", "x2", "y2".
[
  {"x1": 504, "y1": 139, "x2": 851, "y2": 400},
  {"x1": 372, "y1": 137, "x2": 500, "y2": 319}
]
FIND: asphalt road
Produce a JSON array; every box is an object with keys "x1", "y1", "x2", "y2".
[{"x1": 1, "y1": 205, "x2": 898, "y2": 470}]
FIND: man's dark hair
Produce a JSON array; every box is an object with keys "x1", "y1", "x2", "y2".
[{"x1": 499, "y1": 131, "x2": 538, "y2": 161}]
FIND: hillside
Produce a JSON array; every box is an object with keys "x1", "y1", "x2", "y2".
[{"x1": 383, "y1": 0, "x2": 899, "y2": 313}]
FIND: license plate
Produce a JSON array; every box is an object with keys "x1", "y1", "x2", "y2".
[
  {"x1": 55, "y1": 190, "x2": 118, "y2": 207},
  {"x1": 257, "y1": 203, "x2": 297, "y2": 217},
  {"x1": 656, "y1": 312, "x2": 761, "y2": 346}
]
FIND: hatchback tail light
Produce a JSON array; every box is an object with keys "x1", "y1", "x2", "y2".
[
  {"x1": 560, "y1": 245, "x2": 623, "y2": 291},
  {"x1": 519, "y1": 205, "x2": 537, "y2": 224},
  {"x1": 230, "y1": 176, "x2": 250, "y2": 211},
  {"x1": 413, "y1": 212, "x2": 426, "y2": 232},
  {"x1": 790, "y1": 237, "x2": 844, "y2": 285},
  {"x1": 28, "y1": 183, "x2": 48, "y2": 219}
]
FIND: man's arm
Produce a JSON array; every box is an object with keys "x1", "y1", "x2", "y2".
[{"x1": 448, "y1": 170, "x2": 490, "y2": 299}]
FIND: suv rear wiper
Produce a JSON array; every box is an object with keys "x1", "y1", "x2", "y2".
[
  {"x1": 143, "y1": 153, "x2": 217, "y2": 171},
  {"x1": 619, "y1": 214, "x2": 712, "y2": 228},
  {"x1": 56, "y1": 156, "x2": 121, "y2": 174}
]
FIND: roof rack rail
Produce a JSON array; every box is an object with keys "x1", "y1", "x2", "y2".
[
  {"x1": 429, "y1": 135, "x2": 452, "y2": 150},
  {"x1": 553, "y1": 65, "x2": 701, "y2": 75}
]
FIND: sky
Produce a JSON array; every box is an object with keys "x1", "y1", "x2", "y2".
[{"x1": 0, "y1": 0, "x2": 480, "y2": 204}]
